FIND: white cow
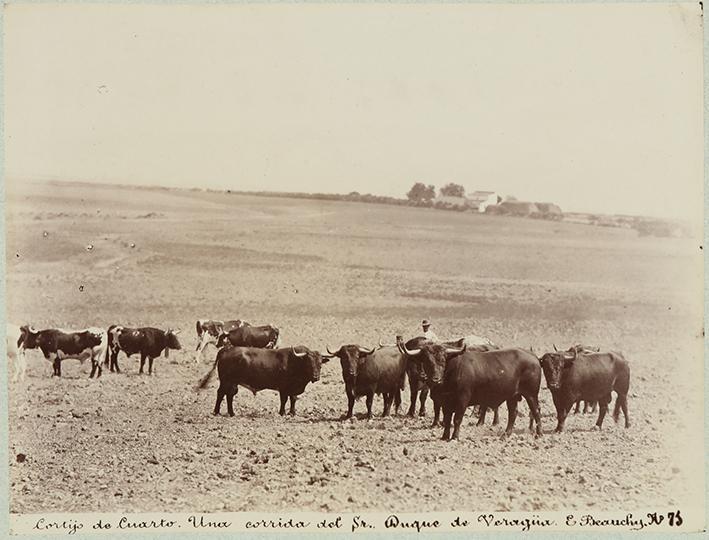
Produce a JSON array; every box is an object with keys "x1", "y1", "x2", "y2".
[
  {"x1": 6, "y1": 323, "x2": 27, "y2": 382},
  {"x1": 458, "y1": 334, "x2": 498, "y2": 349}
]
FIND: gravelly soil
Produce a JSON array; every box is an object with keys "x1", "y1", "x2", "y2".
[{"x1": 5, "y1": 181, "x2": 704, "y2": 514}]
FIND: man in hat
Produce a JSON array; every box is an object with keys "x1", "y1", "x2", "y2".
[{"x1": 421, "y1": 319, "x2": 439, "y2": 342}]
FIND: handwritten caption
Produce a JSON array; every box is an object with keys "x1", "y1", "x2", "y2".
[{"x1": 22, "y1": 510, "x2": 688, "y2": 535}]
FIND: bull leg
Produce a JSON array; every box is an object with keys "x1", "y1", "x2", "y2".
[
  {"x1": 53, "y1": 358, "x2": 62, "y2": 377},
  {"x1": 214, "y1": 386, "x2": 226, "y2": 415},
  {"x1": 441, "y1": 404, "x2": 453, "y2": 441},
  {"x1": 432, "y1": 398, "x2": 441, "y2": 427},
  {"x1": 139, "y1": 354, "x2": 146, "y2": 375},
  {"x1": 418, "y1": 388, "x2": 428, "y2": 416},
  {"x1": 574, "y1": 400, "x2": 581, "y2": 414},
  {"x1": 589, "y1": 401, "x2": 598, "y2": 414},
  {"x1": 279, "y1": 392, "x2": 288, "y2": 416},
  {"x1": 194, "y1": 334, "x2": 208, "y2": 364},
  {"x1": 492, "y1": 406, "x2": 500, "y2": 426},
  {"x1": 595, "y1": 397, "x2": 610, "y2": 429},
  {"x1": 620, "y1": 394, "x2": 630, "y2": 428},
  {"x1": 289, "y1": 395, "x2": 297, "y2": 416},
  {"x1": 112, "y1": 350, "x2": 121, "y2": 373},
  {"x1": 382, "y1": 393, "x2": 393, "y2": 417},
  {"x1": 523, "y1": 395, "x2": 543, "y2": 437},
  {"x1": 342, "y1": 390, "x2": 355, "y2": 419},
  {"x1": 476, "y1": 406, "x2": 487, "y2": 426},
  {"x1": 365, "y1": 392, "x2": 374, "y2": 419},
  {"x1": 451, "y1": 404, "x2": 466, "y2": 440},
  {"x1": 551, "y1": 393, "x2": 567, "y2": 433},
  {"x1": 89, "y1": 351, "x2": 102, "y2": 379},
  {"x1": 148, "y1": 356, "x2": 155, "y2": 375},
  {"x1": 501, "y1": 397, "x2": 519, "y2": 438},
  {"x1": 393, "y1": 390, "x2": 401, "y2": 415},
  {"x1": 225, "y1": 385, "x2": 237, "y2": 417},
  {"x1": 407, "y1": 384, "x2": 418, "y2": 417}
]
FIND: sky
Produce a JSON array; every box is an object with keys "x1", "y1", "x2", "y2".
[{"x1": 4, "y1": 3, "x2": 704, "y2": 220}]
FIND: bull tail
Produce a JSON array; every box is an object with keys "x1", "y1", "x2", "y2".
[
  {"x1": 196, "y1": 355, "x2": 219, "y2": 390},
  {"x1": 195, "y1": 320, "x2": 204, "y2": 351}
]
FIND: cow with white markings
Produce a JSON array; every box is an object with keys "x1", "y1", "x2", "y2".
[
  {"x1": 20, "y1": 326, "x2": 108, "y2": 378},
  {"x1": 194, "y1": 319, "x2": 248, "y2": 363},
  {"x1": 6, "y1": 323, "x2": 28, "y2": 382},
  {"x1": 106, "y1": 325, "x2": 182, "y2": 375}
]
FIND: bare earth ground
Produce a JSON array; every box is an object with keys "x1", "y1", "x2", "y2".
[{"x1": 5, "y1": 181, "x2": 705, "y2": 514}]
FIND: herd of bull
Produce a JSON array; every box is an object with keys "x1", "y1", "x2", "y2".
[{"x1": 6, "y1": 318, "x2": 631, "y2": 440}]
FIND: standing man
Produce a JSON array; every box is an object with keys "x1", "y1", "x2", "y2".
[{"x1": 421, "y1": 319, "x2": 439, "y2": 342}]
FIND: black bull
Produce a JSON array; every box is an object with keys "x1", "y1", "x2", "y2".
[
  {"x1": 324, "y1": 344, "x2": 406, "y2": 419},
  {"x1": 399, "y1": 342, "x2": 543, "y2": 440},
  {"x1": 396, "y1": 336, "x2": 501, "y2": 427},
  {"x1": 196, "y1": 346, "x2": 328, "y2": 416},
  {"x1": 539, "y1": 349, "x2": 630, "y2": 432},
  {"x1": 216, "y1": 325, "x2": 280, "y2": 349}
]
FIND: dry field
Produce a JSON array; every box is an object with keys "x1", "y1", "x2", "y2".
[{"x1": 5, "y1": 180, "x2": 705, "y2": 514}]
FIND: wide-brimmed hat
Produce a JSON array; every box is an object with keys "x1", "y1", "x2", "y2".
[{"x1": 421, "y1": 319, "x2": 431, "y2": 327}]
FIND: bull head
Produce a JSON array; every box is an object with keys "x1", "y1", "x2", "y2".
[
  {"x1": 539, "y1": 349, "x2": 576, "y2": 390},
  {"x1": 165, "y1": 328, "x2": 182, "y2": 355}
]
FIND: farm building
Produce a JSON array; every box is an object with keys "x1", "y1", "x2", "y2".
[
  {"x1": 468, "y1": 191, "x2": 500, "y2": 213},
  {"x1": 533, "y1": 202, "x2": 563, "y2": 220},
  {"x1": 433, "y1": 195, "x2": 471, "y2": 209},
  {"x1": 488, "y1": 200, "x2": 539, "y2": 216}
]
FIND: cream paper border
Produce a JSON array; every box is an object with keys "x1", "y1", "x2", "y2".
[{"x1": 1, "y1": 1, "x2": 707, "y2": 539}]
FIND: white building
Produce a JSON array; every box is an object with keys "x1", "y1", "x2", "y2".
[{"x1": 468, "y1": 191, "x2": 499, "y2": 213}]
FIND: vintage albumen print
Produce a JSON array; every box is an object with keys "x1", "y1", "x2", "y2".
[{"x1": 3, "y1": 2, "x2": 705, "y2": 535}]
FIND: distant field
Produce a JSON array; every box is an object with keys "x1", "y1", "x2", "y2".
[{"x1": 5, "y1": 180, "x2": 704, "y2": 514}]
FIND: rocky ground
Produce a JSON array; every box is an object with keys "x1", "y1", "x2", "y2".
[{"x1": 6, "y1": 181, "x2": 705, "y2": 514}]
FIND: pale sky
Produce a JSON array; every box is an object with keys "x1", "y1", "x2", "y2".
[{"x1": 4, "y1": 3, "x2": 704, "y2": 219}]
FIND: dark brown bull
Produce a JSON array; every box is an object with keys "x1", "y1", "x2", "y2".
[
  {"x1": 216, "y1": 325, "x2": 280, "y2": 349},
  {"x1": 105, "y1": 326, "x2": 182, "y2": 375},
  {"x1": 539, "y1": 348, "x2": 630, "y2": 432},
  {"x1": 196, "y1": 346, "x2": 327, "y2": 417},
  {"x1": 325, "y1": 344, "x2": 406, "y2": 419},
  {"x1": 394, "y1": 336, "x2": 501, "y2": 427},
  {"x1": 554, "y1": 344, "x2": 602, "y2": 414},
  {"x1": 400, "y1": 341, "x2": 542, "y2": 439}
]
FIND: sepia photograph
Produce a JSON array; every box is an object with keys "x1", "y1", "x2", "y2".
[{"x1": 3, "y1": 1, "x2": 705, "y2": 534}]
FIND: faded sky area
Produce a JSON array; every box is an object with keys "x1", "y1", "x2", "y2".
[{"x1": 4, "y1": 3, "x2": 704, "y2": 219}]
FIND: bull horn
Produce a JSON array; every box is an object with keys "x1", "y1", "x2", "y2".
[
  {"x1": 358, "y1": 346, "x2": 375, "y2": 355},
  {"x1": 326, "y1": 345, "x2": 339, "y2": 356},
  {"x1": 378, "y1": 339, "x2": 395, "y2": 349},
  {"x1": 553, "y1": 344, "x2": 558, "y2": 352},
  {"x1": 172, "y1": 329, "x2": 181, "y2": 335},
  {"x1": 444, "y1": 344, "x2": 466, "y2": 355},
  {"x1": 321, "y1": 345, "x2": 339, "y2": 358},
  {"x1": 399, "y1": 342, "x2": 421, "y2": 356},
  {"x1": 291, "y1": 347, "x2": 307, "y2": 358}
]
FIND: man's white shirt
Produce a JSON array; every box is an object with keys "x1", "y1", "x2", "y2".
[{"x1": 422, "y1": 329, "x2": 439, "y2": 342}]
